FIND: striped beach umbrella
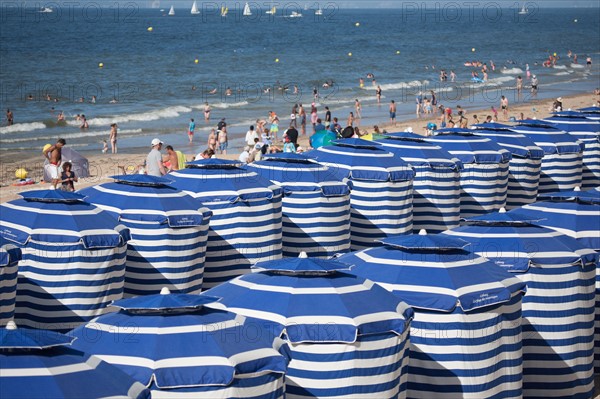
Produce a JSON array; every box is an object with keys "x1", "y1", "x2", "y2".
[
  {"x1": 206, "y1": 254, "x2": 414, "y2": 399},
  {"x1": 338, "y1": 232, "x2": 527, "y2": 399},
  {"x1": 510, "y1": 121, "x2": 584, "y2": 193},
  {"x1": 0, "y1": 321, "x2": 150, "y2": 399},
  {"x1": 0, "y1": 190, "x2": 130, "y2": 332},
  {"x1": 306, "y1": 138, "x2": 415, "y2": 250},
  {"x1": 376, "y1": 132, "x2": 463, "y2": 232},
  {"x1": 0, "y1": 242, "x2": 20, "y2": 326},
  {"x1": 70, "y1": 288, "x2": 286, "y2": 398},
  {"x1": 425, "y1": 132, "x2": 512, "y2": 218},
  {"x1": 79, "y1": 175, "x2": 212, "y2": 297},
  {"x1": 170, "y1": 159, "x2": 283, "y2": 289},
  {"x1": 444, "y1": 211, "x2": 598, "y2": 398},
  {"x1": 471, "y1": 123, "x2": 544, "y2": 208},
  {"x1": 542, "y1": 113, "x2": 600, "y2": 189},
  {"x1": 247, "y1": 153, "x2": 351, "y2": 257}
]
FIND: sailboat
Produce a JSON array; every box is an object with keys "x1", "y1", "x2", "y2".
[
  {"x1": 286, "y1": 11, "x2": 302, "y2": 18},
  {"x1": 39, "y1": 6, "x2": 53, "y2": 13},
  {"x1": 315, "y1": 8, "x2": 323, "y2": 15},
  {"x1": 191, "y1": 1, "x2": 200, "y2": 14},
  {"x1": 518, "y1": 4, "x2": 528, "y2": 14},
  {"x1": 168, "y1": 5, "x2": 175, "y2": 15},
  {"x1": 265, "y1": 5, "x2": 276, "y2": 15},
  {"x1": 221, "y1": 6, "x2": 228, "y2": 17},
  {"x1": 243, "y1": 2, "x2": 252, "y2": 16}
]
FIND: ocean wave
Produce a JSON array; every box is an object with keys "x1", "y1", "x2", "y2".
[
  {"x1": 1, "y1": 128, "x2": 144, "y2": 144},
  {"x1": 208, "y1": 101, "x2": 250, "y2": 109},
  {"x1": 481, "y1": 76, "x2": 515, "y2": 86},
  {"x1": 0, "y1": 122, "x2": 46, "y2": 135},
  {"x1": 553, "y1": 65, "x2": 568, "y2": 70},
  {"x1": 554, "y1": 72, "x2": 571, "y2": 76},
  {"x1": 67, "y1": 106, "x2": 193, "y2": 127},
  {"x1": 500, "y1": 67, "x2": 524, "y2": 74},
  {"x1": 571, "y1": 64, "x2": 586, "y2": 69},
  {"x1": 365, "y1": 80, "x2": 430, "y2": 91}
]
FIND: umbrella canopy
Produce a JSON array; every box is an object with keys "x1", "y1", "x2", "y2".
[
  {"x1": 206, "y1": 254, "x2": 414, "y2": 398},
  {"x1": 0, "y1": 242, "x2": 21, "y2": 326},
  {"x1": 423, "y1": 133, "x2": 512, "y2": 218},
  {"x1": 71, "y1": 289, "x2": 286, "y2": 398},
  {"x1": 169, "y1": 161, "x2": 283, "y2": 289},
  {"x1": 306, "y1": 138, "x2": 415, "y2": 250},
  {"x1": 470, "y1": 129, "x2": 544, "y2": 209},
  {"x1": 337, "y1": 233, "x2": 526, "y2": 398},
  {"x1": 247, "y1": 153, "x2": 351, "y2": 258},
  {"x1": 0, "y1": 190, "x2": 130, "y2": 331},
  {"x1": 42, "y1": 147, "x2": 90, "y2": 181},
  {"x1": 79, "y1": 175, "x2": 212, "y2": 296},
  {"x1": 510, "y1": 121, "x2": 584, "y2": 193},
  {"x1": 0, "y1": 322, "x2": 150, "y2": 399},
  {"x1": 376, "y1": 134, "x2": 463, "y2": 232}
]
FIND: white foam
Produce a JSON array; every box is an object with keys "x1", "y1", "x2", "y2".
[
  {"x1": 571, "y1": 63, "x2": 585, "y2": 69},
  {"x1": 554, "y1": 72, "x2": 570, "y2": 76},
  {"x1": 208, "y1": 101, "x2": 250, "y2": 109},
  {"x1": 500, "y1": 67, "x2": 524, "y2": 74},
  {"x1": 483, "y1": 76, "x2": 515, "y2": 86},
  {"x1": 0, "y1": 122, "x2": 46, "y2": 135},
  {"x1": 365, "y1": 80, "x2": 430, "y2": 91},
  {"x1": 75, "y1": 105, "x2": 193, "y2": 127},
  {"x1": 1, "y1": 128, "x2": 143, "y2": 144},
  {"x1": 553, "y1": 65, "x2": 568, "y2": 70}
]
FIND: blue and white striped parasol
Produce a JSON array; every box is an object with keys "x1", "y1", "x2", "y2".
[
  {"x1": 425, "y1": 132, "x2": 512, "y2": 218},
  {"x1": 0, "y1": 242, "x2": 20, "y2": 326},
  {"x1": 510, "y1": 121, "x2": 584, "y2": 193},
  {"x1": 206, "y1": 254, "x2": 414, "y2": 398},
  {"x1": 169, "y1": 159, "x2": 283, "y2": 289},
  {"x1": 71, "y1": 288, "x2": 286, "y2": 399},
  {"x1": 79, "y1": 175, "x2": 212, "y2": 296},
  {"x1": 247, "y1": 153, "x2": 351, "y2": 257},
  {"x1": 0, "y1": 190, "x2": 130, "y2": 332},
  {"x1": 444, "y1": 210, "x2": 599, "y2": 397},
  {"x1": 338, "y1": 232, "x2": 526, "y2": 399},
  {"x1": 0, "y1": 321, "x2": 150, "y2": 399},
  {"x1": 306, "y1": 138, "x2": 415, "y2": 250},
  {"x1": 376, "y1": 133, "x2": 463, "y2": 232}
]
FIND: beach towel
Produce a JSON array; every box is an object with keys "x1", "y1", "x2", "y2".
[{"x1": 176, "y1": 151, "x2": 186, "y2": 170}]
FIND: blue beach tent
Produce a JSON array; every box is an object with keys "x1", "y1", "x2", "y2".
[
  {"x1": 376, "y1": 133, "x2": 463, "y2": 232},
  {"x1": 306, "y1": 138, "x2": 415, "y2": 250},
  {"x1": 0, "y1": 190, "x2": 130, "y2": 332},
  {"x1": 206, "y1": 254, "x2": 414, "y2": 399},
  {"x1": 444, "y1": 211, "x2": 598, "y2": 398},
  {"x1": 510, "y1": 121, "x2": 584, "y2": 193},
  {"x1": 71, "y1": 289, "x2": 286, "y2": 398},
  {"x1": 79, "y1": 175, "x2": 212, "y2": 297},
  {"x1": 247, "y1": 153, "x2": 351, "y2": 257},
  {"x1": 0, "y1": 242, "x2": 21, "y2": 326},
  {"x1": 0, "y1": 321, "x2": 150, "y2": 399},
  {"x1": 338, "y1": 233, "x2": 526, "y2": 399},
  {"x1": 169, "y1": 159, "x2": 283, "y2": 290},
  {"x1": 425, "y1": 132, "x2": 512, "y2": 218},
  {"x1": 471, "y1": 123, "x2": 544, "y2": 208}
]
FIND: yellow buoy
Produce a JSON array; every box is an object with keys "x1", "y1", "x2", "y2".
[
  {"x1": 396, "y1": 50, "x2": 400, "y2": 54},
  {"x1": 42, "y1": 143, "x2": 52, "y2": 154},
  {"x1": 553, "y1": 52, "x2": 557, "y2": 57},
  {"x1": 471, "y1": 48, "x2": 475, "y2": 52},
  {"x1": 348, "y1": 52, "x2": 352, "y2": 57},
  {"x1": 15, "y1": 168, "x2": 28, "y2": 180},
  {"x1": 147, "y1": 26, "x2": 153, "y2": 32},
  {"x1": 194, "y1": 59, "x2": 199, "y2": 64},
  {"x1": 275, "y1": 58, "x2": 279, "y2": 63},
  {"x1": 355, "y1": 22, "x2": 360, "y2": 27},
  {"x1": 98, "y1": 62, "x2": 104, "y2": 68}
]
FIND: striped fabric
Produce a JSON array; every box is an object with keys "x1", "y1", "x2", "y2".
[
  {"x1": 71, "y1": 300, "x2": 286, "y2": 399},
  {"x1": 338, "y1": 236, "x2": 526, "y2": 399},
  {"x1": 424, "y1": 134, "x2": 511, "y2": 218},
  {"x1": 0, "y1": 244, "x2": 20, "y2": 326},
  {"x1": 79, "y1": 180, "x2": 212, "y2": 297},
  {"x1": 376, "y1": 135, "x2": 462, "y2": 232},
  {"x1": 0, "y1": 195, "x2": 130, "y2": 332},
  {"x1": 445, "y1": 216, "x2": 598, "y2": 398},
  {"x1": 206, "y1": 256, "x2": 414, "y2": 399},
  {"x1": 542, "y1": 116, "x2": 600, "y2": 189},
  {"x1": 509, "y1": 123, "x2": 584, "y2": 193},
  {"x1": 170, "y1": 164, "x2": 283, "y2": 289},
  {"x1": 307, "y1": 139, "x2": 415, "y2": 251},
  {"x1": 247, "y1": 154, "x2": 351, "y2": 257},
  {"x1": 471, "y1": 130, "x2": 544, "y2": 209}
]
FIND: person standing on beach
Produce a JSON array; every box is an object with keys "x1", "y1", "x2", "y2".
[
  {"x1": 516, "y1": 76, "x2": 523, "y2": 98},
  {"x1": 298, "y1": 103, "x2": 307, "y2": 136},
  {"x1": 290, "y1": 104, "x2": 298, "y2": 128},
  {"x1": 500, "y1": 96, "x2": 509, "y2": 120},
  {"x1": 6, "y1": 109, "x2": 13, "y2": 126},
  {"x1": 531, "y1": 75, "x2": 538, "y2": 96},
  {"x1": 245, "y1": 125, "x2": 258, "y2": 146},
  {"x1": 416, "y1": 93, "x2": 423, "y2": 118},
  {"x1": 310, "y1": 103, "x2": 318, "y2": 133},
  {"x1": 188, "y1": 118, "x2": 196, "y2": 143},
  {"x1": 60, "y1": 162, "x2": 78, "y2": 192},
  {"x1": 207, "y1": 129, "x2": 217, "y2": 152},
  {"x1": 109, "y1": 123, "x2": 118, "y2": 154},
  {"x1": 325, "y1": 106, "x2": 332, "y2": 126},
  {"x1": 43, "y1": 138, "x2": 66, "y2": 189},
  {"x1": 217, "y1": 126, "x2": 228, "y2": 154},
  {"x1": 389, "y1": 100, "x2": 397, "y2": 126},
  {"x1": 204, "y1": 103, "x2": 211, "y2": 122},
  {"x1": 147, "y1": 138, "x2": 166, "y2": 177},
  {"x1": 355, "y1": 99, "x2": 362, "y2": 119}
]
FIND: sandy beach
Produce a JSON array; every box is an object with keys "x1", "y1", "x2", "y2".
[{"x1": 1, "y1": 90, "x2": 598, "y2": 204}]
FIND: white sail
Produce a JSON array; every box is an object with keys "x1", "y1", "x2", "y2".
[
  {"x1": 518, "y1": 4, "x2": 528, "y2": 14},
  {"x1": 191, "y1": 1, "x2": 200, "y2": 14},
  {"x1": 266, "y1": 5, "x2": 276, "y2": 14},
  {"x1": 168, "y1": 5, "x2": 175, "y2": 15},
  {"x1": 315, "y1": 8, "x2": 323, "y2": 15},
  {"x1": 221, "y1": 6, "x2": 228, "y2": 16},
  {"x1": 243, "y1": 2, "x2": 252, "y2": 16}
]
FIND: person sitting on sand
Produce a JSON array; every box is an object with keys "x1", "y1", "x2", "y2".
[
  {"x1": 43, "y1": 138, "x2": 66, "y2": 189},
  {"x1": 194, "y1": 148, "x2": 214, "y2": 160},
  {"x1": 60, "y1": 161, "x2": 78, "y2": 192}
]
